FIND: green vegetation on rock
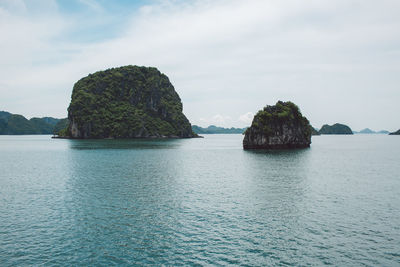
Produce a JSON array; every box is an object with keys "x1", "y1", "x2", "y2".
[
  {"x1": 0, "y1": 111, "x2": 11, "y2": 121},
  {"x1": 0, "y1": 111, "x2": 63, "y2": 135},
  {"x1": 53, "y1": 118, "x2": 69, "y2": 136},
  {"x1": 41, "y1": 117, "x2": 60, "y2": 126},
  {"x1": 67, "y1": 65, "x2": 196, "y2": 138},
  {"x1": 319, "y1": 123, "x2": 353, "y2": 135},
  {"x1": 29, "y1": 118, "x2": 54, "y2": 133},
  {"x1": 243, "y1": 101, "x2": 312, "y2": 149}
]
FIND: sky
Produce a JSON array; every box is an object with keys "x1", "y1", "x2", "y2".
[{"x1": 0, "y1": 0, "x2": 399, "y2": 131}]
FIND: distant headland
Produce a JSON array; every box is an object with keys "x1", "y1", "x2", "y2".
[
  {"x1": 0, "y1": 111, "x2": 67, "y2": 135},
  {"x1": 318, "y1": 123, "x2": 353, "y2": 135},
  {"x1": 353, "y1": 128, "x2": 389, "y2": 134}
]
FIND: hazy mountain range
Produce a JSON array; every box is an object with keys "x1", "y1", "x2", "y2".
[
  {"x1": 192, "y1": 125, "x2": 247, "y2": 134},
  {"x1": 0, "y1": 111, "x2": 67, "y2": 135},
  {"x1": 353, "y1": 128, "x2": 390, "y2": 134}
]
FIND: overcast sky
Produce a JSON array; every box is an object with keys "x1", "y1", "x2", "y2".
[{"x1": 0, "y1": 0, "x2": 399, "y2": 131}]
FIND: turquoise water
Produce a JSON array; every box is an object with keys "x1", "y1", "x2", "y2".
[{"x1": 0, "y1": 134, "x2": 399, "y2": 266}]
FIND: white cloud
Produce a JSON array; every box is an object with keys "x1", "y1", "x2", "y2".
[
  {"x1": 213, "y1": 114, "x2": 232, "y2": 124},
  {"x1": 195, "y1": 114, "x2": 233, "y2": 127},
  {"x1": 0, "y1": 0, "x2": 27, "y2": 13},
  {"x1": 238, "y1": 112, "x2": 254, "y2": 125},
  {"x1": 0, "y1": 0, "x2": 399, "y2": 131}
]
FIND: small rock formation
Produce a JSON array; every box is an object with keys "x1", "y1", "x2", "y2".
[
  {"x1": 67, "y1": 65, "x2": 196, "y2": 139},
  {"x1": 243, "y1": 101, "x2": 312, "y2": 149},
  {"x1": 389, "y1": 129, "x2": 400, "y2": 135},
  {"x1": 319, "y1": 123, "x2": 353, "y2": 135}
]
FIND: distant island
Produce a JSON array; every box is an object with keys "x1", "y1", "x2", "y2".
[
  {"x1": 319, "y1": 123, "x2": 353, "y2": 135},
  {"x1": 65, "y1": 65, "x2": 197, "y2": 139},
  {"x1": 0, "y1": 111, "x2": 67, "y2": 135},
  {"x1": 192, "y1": 125, "x2": 247, "y2": 134},
  {"x1": 243, "y1": 101, "x2": 311, "y2": 149},
  {"x1": 359, "y1": 128, "x2": 374, "y2": 134},
  {"x1": 389, "y1": 129, "x2": 400, "y2": 135},
  {"x1": 353, "y1": 128, "x2": 390, "y2": 134}
]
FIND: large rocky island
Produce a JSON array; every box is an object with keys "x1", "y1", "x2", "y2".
[
  {"x1": 243, "y1": 101, "x2": 312, "y2": 149},
  {"x1": 319, "y1": 123, "x2": 353, "y2": 135},
  {"x1": 66, "y1": 65, "x2": 196, "y2": 138}
]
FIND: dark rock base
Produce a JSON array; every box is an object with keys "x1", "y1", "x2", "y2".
[{"x1": 243, "y1": 143, "x2": 310, "y2": 150}]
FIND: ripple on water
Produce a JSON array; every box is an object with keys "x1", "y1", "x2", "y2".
[{"x1": 0, "y1": 135, "x2": 399, "y2": 265}]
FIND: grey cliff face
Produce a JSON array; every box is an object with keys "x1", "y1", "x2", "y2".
[
  {"x1": 243, "y1": 101, "x2": 311, "y2": 149},
  {"x1": 243, "y1": 124, "x2": 311, "y2": 149},
  {"x1": 70, "y1": 119, "x2": 92, "y2": 138}
]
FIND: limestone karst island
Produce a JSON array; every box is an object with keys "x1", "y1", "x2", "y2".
[
  {"x1": 63, "y1": 65, "x2": 197, "y2": 139},
  {"x1": 59, "y1": 66, "x2": 314, "y2": 151},
  {"x1": 243, "y1": 101, "x2": 312, "y2": 149},
  {"x1": 319, "y1": 123, "x2": 353, "y2": 135}
]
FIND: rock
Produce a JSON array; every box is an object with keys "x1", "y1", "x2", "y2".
[
  {"x1": 67, "y1": 65, "x2": 197, "y2": 139},
  {"x1": 319, "y1": 123, "x2": 353, "y2": 135},
  {"x1": 389, "y1": 129, "x2": 400, "y2": 135},
  {"x1": 243, "y1": 101, "x2": 312, "y2": 149}
]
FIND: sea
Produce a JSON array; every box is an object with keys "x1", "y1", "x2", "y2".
[{"x1": 0, "y1": 134, "x2": 399, "y2": 266}]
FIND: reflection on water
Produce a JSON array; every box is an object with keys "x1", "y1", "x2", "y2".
[
  {"x1": 67, "y1": 138, "x2": 185, "y2": 150},
  {"x1": 244, "y1": 146, "x2": 310, "y2": 155},
  {"x1": 66, "y1": 140, "x2": 187, "y2": 265}
]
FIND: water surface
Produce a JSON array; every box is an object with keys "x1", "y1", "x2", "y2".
[{"x1": 0, "y1": 134, "x2": 399, "y2": 266}]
